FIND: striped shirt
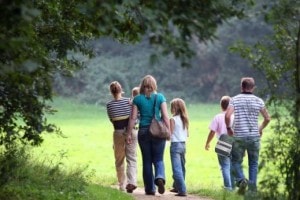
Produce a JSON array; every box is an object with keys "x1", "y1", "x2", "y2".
[
  {"x1": 106, "y1": 97, "x2": 131, "y2": 129},
  {"x1": 229, "y1": 93, "x2": 265, "y2": 137}
]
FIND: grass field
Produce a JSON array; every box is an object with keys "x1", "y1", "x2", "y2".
[{"x1": 31, "y1": 97, "x2": 272, "y2": 199}]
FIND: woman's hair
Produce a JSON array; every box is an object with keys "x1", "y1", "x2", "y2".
[
  {"x1": 170, "y1": 98, "x2": 189, "y2": 130},
  {"x1": 220, "y1": 96, "x2": 231, "y2": 111},
  {"x1": 139, "y1": 75, "x2": 157, "y2": 94},
  {"x1": 109, "y1": 81, "x2": 123, "y2": 98}
]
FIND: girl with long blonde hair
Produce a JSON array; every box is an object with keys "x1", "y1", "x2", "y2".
[{"x1": 169, "y1": 98, "x2": 189, "y2": 196}]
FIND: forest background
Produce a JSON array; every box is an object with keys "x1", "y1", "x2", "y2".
[
  {"x1": 53, "y1": 16, "x2": 271, "y2": 105},
  {"x1": 1, "y1": 0, "x2": 300, "y2": 199}
]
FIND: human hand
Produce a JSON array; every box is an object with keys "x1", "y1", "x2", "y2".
[
  {"x1": 205, "y1": 144, "x2": 210, "y2": 150},
  {"x1": 227, "y1": 128, "x2": 234, "y2": 136},
  {"x1": 166, "y1": 135, "x2": 171, "y2": 141},
  {"x1": 126, "y1": 134, "x2": 132, "y2": 144}
]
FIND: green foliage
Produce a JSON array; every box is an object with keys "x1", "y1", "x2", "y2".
[
  {"x1": 53, "y1": 36, "x2": 267, "y2": 105},
  {"x1": 0, "y1": 143, "x2": 132, "y2": 200},
  {"x1": 0, "y1": 0, "x2": 253, "y2": 148},
  {"x1": 0, "y1": 145, "x2": 85, "y2": 199}
]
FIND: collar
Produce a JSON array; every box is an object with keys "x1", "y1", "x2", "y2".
[{"x1": 241, "y1": 92, "x2": 253, "y2": 94}]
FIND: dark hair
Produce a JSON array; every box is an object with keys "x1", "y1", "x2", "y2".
[{"x1": 241, "y1": 77, "x2": 255, "y2": 90}]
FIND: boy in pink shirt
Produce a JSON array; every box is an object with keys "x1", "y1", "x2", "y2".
[{"x1": 205, "y1": 96, "x2": 234, "y2": 191}]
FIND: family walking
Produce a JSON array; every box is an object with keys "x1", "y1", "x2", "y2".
[
  {"x1": 106, "y1": 75, "x2": 270, "y2": 197},
  {"x1": 205, "y1": 77, "x2": 270, "y2": 195}
]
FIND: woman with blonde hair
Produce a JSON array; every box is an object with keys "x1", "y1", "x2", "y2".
[
  {"x1": 106, "y1": 81, "x2": 137, "y2": 193},
  {"x1": 126, "y1": 75, "x2": 170, "y2": 195},
  {"x1": 169, "y1": 98, "x2": 189, "y2": 196}
]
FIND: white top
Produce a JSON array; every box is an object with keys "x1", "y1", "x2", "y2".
[{"x1": 171, "y1": 115, "x2": 188, "y2": 142}]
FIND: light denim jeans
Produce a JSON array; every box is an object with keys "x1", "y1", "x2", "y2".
[
  {"x1": 231, "y1": 136, "x2": 260, "y2": 191},
  {"x1": 217, "y1": 154, "x2": 234, "y2": 190},
  {"x1": 170, "y1": 142, "x2": 186, "y2": 194},
  {"x1": 138, "y1": 126, "x2": 166, "y2": 194}
]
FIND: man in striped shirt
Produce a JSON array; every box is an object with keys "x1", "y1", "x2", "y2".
[{"x1": 225, "y1": 77, "x2": 271, "y2": 195}]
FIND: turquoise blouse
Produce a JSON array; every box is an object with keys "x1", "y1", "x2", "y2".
[{"x1": 133, "y1": 93, "x2": 166, "y2": 127}]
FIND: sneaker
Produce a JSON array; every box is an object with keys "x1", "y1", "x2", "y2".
[
  {"x1": 237, "y1": 179, "x2": 248, "y2": 195},
  {"x1": 156, "y1": 178, "x2": 165, "y2": 194},
  {"x1": 126, "y1": 184, "x2": 137, "y2": 193}
]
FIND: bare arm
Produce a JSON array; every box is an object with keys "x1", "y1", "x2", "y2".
[
  {"x1": 225, "y1": 106, "x2": 234, "y2": 136},
  {"x1": 205, "y1": 130, "x2": 215, "y2": 150},
  {"x1": 160, "y1": 102, "x2": 170, "y2": 130},
  {"x1": 170, "y1": 118, "x2": 175, "y2": 135},
  {"x1": 259, "y1": 107, "x2": 271, "y2": 136},
  {"x1": 126, "y1": 105, "x2": 138, "y2": 137}
]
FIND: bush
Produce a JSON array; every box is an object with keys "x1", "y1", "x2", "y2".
[{"x1": 0, "y1": 145, "x2": 90, "y2": 200}]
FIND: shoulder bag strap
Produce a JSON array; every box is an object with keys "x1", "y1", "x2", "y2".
[{"x1": 152, "y1": 94, "x2": 157, "y2": 119}]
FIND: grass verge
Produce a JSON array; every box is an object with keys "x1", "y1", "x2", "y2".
[{"x1": 0, "y1": 145, "x2": 133, "y2": 200}]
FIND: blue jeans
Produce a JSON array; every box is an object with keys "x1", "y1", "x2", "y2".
[
  {"x1": 170, "y1": 142, "x2": 186, "y2": 194},
  {"x1": 217, "y1": 154, "x2": 234, "y2": 190},
  {"x1": 138, "y1": 126, "x2": 166, "y2": 193},
  {"x1": 231, "y1": 136, "x2": 260, "y2": 191}
]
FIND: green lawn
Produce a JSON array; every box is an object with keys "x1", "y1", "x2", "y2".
[{"x1": 30, "y1": 97, "x2": 272, "y2": 199}]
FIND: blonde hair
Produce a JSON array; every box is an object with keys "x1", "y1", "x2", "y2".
[
  {"x1": 139, "y1": 75, "x2": 157, "y2": 94},
  {"x1": 220, "y1": 96, "x2": 231, "y2": 111},
  {"x1": 170, "y1": 98, "x2": 189, "y2": 130},
  {"x1": 109, "y1": 81, "x2": 123, "y2": 98},
  {"x1": 131, "y1": 87, "x2": 140, "y2": 97}
]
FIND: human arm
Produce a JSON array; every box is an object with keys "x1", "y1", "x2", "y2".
[
  {"x1": 205, "y1": 130, "x2": 215, "y2": 150},
  {"x1": 225, "y1": 106, "x2": 234, "y2": 136},
  {"x1": 106, "y1": 105, "x2": 113, "y2": 123},
  {"x1": 259, "y1": 107, "x2": 271, "y2": 136},
  {"x1": 170, "y1": 118, "x2": 175, "y2": 135},
  {"x1": 160, "y1": 101, "x2": 170, "y2": 130},
  {"x1": 126, "y1": 105, "x2": 138, "y2": 143}
]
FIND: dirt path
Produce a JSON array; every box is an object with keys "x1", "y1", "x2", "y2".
[{"x1": 129, "y1": 187, "x2": 213, "y2": 200}]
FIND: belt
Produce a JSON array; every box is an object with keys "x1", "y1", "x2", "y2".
[{"x1": 115, "y1": 127, "x2": 138, "y2": 131}]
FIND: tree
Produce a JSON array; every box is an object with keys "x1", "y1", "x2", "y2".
[
  {"x1": 231, "y1": 0, "x2": 300, "y2": 199},
  {"x1": 0, "y1": 0, "x2": 252, "y2": 148}
]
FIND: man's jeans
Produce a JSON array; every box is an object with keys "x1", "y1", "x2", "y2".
[
  {"x1": 138, "y1": 126, "x2": 166, "y2": 193},
  {"x1": 232, "y1": 136, "x2": 260, "y2": 191},
  {"x1": 170, "y1": 142, "x2": 186, "y2": 194},
  {"x1": 217, "y1": 154, "x2": 234, "y2": 190}
]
